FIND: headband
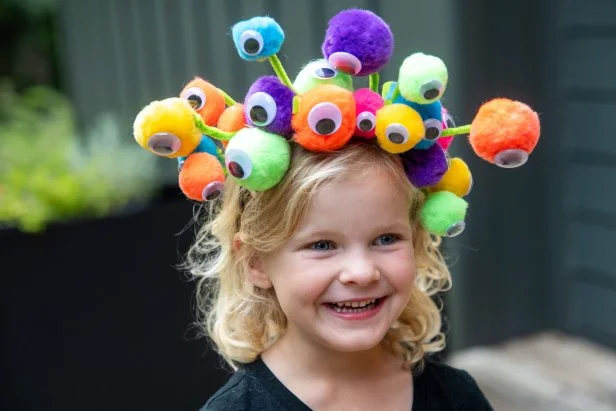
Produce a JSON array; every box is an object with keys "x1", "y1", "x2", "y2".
[{"x1": 133, "y1": 9, "x2": 541, "y2": 237}]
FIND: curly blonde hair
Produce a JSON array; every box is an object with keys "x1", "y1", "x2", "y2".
[{"x1": 185, "y1": 141, "x2": 452, "y2": 372}]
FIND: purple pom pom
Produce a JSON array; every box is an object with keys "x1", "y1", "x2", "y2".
[
  {"x1": 244, "y1": 76, "x2": 294, "y2": 137},
  {"x1": 400, "y1": 143, "x2": 448, "y2": 188},
  {"x1": 321, "y1": 9, "x2": 393, "y2": 76}
]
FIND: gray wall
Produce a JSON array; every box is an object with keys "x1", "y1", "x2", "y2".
[{"x1": 56, "y1": 0, "x2": 616, "y2": 351}]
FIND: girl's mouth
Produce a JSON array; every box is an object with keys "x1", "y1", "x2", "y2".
[{"x1": 324, "y1": 297, "x2": 387, "y2": 319}]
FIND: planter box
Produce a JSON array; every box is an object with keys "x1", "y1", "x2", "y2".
[{"x1": 1, "y1": 190, "x2": 229, "y2": 410}]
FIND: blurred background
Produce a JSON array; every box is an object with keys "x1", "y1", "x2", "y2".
[{"x1": 1, "y1": 0, "x2": 615, "y2": 410}]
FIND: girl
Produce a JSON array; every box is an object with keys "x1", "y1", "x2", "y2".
[{"x1": 186, "y1": 141, "x2": 493, "y2": 410}]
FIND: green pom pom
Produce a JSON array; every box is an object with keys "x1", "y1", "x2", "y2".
[
  {"x1": 419, "y1": 191, "x2": 468, "y2": 237},
  {"x1": 398, "y1": 53, "x2": 448, "y2": 104},
  {"x1": 224, "y1": 127, "x2": 291, "y2": 191},
  {"x1": 293, "y1": 59, "x2": 354, "y2": 94}
]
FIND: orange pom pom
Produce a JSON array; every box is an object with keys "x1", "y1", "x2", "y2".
[
  {"x1": 218, "y1": 103, "x2": 246, "y2": 132},
  {"x1": 292, "y1": 85, "x2": 356, "y2": 152},
  {"x1": 178, "y1": 152, "x2": 225, "y2": 201},
  {"x1": 180, "y1": 77, "x2": 226, "y2": 126},
  {"x1": 469, "y1": 98, "x2": 540, "y2": 168}
]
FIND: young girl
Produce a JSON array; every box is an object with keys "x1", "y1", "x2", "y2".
[{"x1": 185, "y1": 141, "x2": 493, "y2": 410}]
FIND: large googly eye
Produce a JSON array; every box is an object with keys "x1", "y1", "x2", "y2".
[
  {"x1": 313, "y1": 63, "x2": 338, "y2": 79},
  {"x1": 385, "y1": 124, "x2": 409, "y2": 145},
  {"x1": 307, "y1": 102, "x2": 342, "y2": 135},
  {"x1": 420, "y1": 80, "x2": 444, "y2": 101},
  {"x1": 239, "y1": 30, "x2": 264, "y2": 56},
  {"x1": 356, "y1": 111, "x2": 376, "y2": 132},
  {"x1": 245, "y1": 92, "x2": 277, "y2": 127},
  {"x1": 225, "y1": 148, "x2": 253, "y2": 180},
  {"x1": 180, "y1": 87, "x2": 206, "y2": 110},
  {"x1": 423, "y1": 118, "x2": 443, "y2": 141},
  {"x1": 147, "y1": 132, "x2": 182, "y2": 156}
]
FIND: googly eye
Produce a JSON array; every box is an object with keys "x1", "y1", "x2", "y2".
[
  {"x1": 446, "y1": 221, "x2": 466, "y2": 237},
  {"x1": 444, "y1": 111, "x2": 456, "y2": 128},
  {"x1": 245, "y1": 92, "x2": 277, "y2": 127},
  {"x1": 423, "y1": 118, "x2": 443, "y2": 141},
  {"x1": 356, "y1": 111, "x2": 376, "y2": 132},
  {"x1": 307, "y1": 102, "x2": 342, "y2": 135},
  {"x1": 385, "y1": 124, "x2": 409, "y2": 145},
  {"x1": 225, "y1": 148, "x2": 253, "y2": 180},
  {"x1": 239, "y1": 30, "x2": 264, "y2": 56},
  {"x1": 420, "y1": 80, "x2": 444, "y2": 101},
  {"x1": 147, "y1": 132, "x2": 182, "y2": 157},
  {"x1": 494, "y1": 149, "x2": 529, "y2": 168},
  {"x1": 313, "y1": 63, "x2": 337, "y2": 79},
  {"x1": 180, "y1": 87, "x2": 206, "y2": 111}
]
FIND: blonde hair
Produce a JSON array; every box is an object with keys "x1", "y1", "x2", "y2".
[{"x1": 185, "y1": 141, "x2": 451, "y2": 372}]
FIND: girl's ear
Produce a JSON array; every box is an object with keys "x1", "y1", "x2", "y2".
[{"x1": 234, "y1": 233, "x2": 273, "y2": 289}]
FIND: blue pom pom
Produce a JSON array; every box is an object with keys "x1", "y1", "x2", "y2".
[{"x1": 232, "y1": 17, "x2": 284, "y2": 61}]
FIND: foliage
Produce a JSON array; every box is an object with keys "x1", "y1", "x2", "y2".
[{"x1": 0, "y1": 83, "x2": 162, "y2": 233}]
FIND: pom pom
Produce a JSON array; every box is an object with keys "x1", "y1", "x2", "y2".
[
  {"x1": 225, "y1": 127, "x2": 291, "y2": 191},
  {"x1": 179, "y1": 77, "x2": 226, "y2": 126},
  {"x1": 469, "y1": 98, "x2": 540, "y2": 168},
  {"x1": 179, "y1": 152, "x2": 225, "y2": 201},
  {"x1": 398, "y1": 52, "x2": 448, "y2": 104},
  {"x1": 244, "y1": 76, "x2": 294, "y2": 137},
  {"x1": 354, "y1": 88, "x2": 384, "y2": 138},
  {"x1": 133, "y1": 98, "x2": 201, "y2": 158},
  {"x1": 374, "y1": 104, "x2": 424, "y2": 154},
  {"x1": 321, "y1": 9, "x2": 393, "y2": 76},
  {"x1": 400, "y1": 144, "x2": 448, "y2": 188},
  {"x1": 391, "y1": 97, "x2": 443, "y2": 150},
  {"x1": 292, "y1": 85, "x2": 356, "y2": 152},
  {"x1": 231, "y1": 17, "x2": 284, "y2": 61},
  {"x1": 293, "y1": 59, "x2": 354, "y2": 94},
  {"x1": 420, "y1": 191, "x2": 468, "y2": 237},
  {"x1": 218, "y1": 104, "x2": 246, "y2": 132},
  {"x1": 431, "y1": 157, "x2": 472, "y2": 197}
]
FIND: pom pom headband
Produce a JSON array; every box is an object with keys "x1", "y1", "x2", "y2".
[{"x1": 132, "y1": 8, "x2": 541, "y2": 237}]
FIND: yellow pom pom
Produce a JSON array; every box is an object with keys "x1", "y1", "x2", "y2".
[
  {"x1": 375, "y1": 104, "x2": 424, "y2": 153},
  {"x1": 431, "y1": 157, "x2": 472, "y2": 197},
  {"x1": 133, "y1": 97, "x2": 202, "y2": 158}
]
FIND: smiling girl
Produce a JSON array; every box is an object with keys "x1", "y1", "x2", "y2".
[{"x1": 187, "y1": 142, "x2": 493, "y2": 410}]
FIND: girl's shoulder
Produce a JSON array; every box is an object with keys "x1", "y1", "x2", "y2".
[{"x1": 414, "y1": 357, "x2": 494, "y2": 410}]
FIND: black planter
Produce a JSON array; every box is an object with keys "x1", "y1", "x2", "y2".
[{"x1": 1, "y1": 188, "x2": 230, "y2": 411}]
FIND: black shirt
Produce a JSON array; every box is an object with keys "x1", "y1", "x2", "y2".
[{"x1": 201, "y1": 357, "x2": 493, "y2": 410}]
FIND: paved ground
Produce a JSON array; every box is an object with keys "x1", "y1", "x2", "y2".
[{"x1": 448, "y1": 332, "x2": 616, "y2": 411}]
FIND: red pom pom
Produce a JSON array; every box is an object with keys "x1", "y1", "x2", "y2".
[
  {"x1": 179, "y1": 152, "x2": 225, "y2": 201},
  {"x1": 292, "y1": 85, "x2": 356, "y2": 152},
  {"x1": 469, "y1": 98, "x2": 540, "y2": 167}
]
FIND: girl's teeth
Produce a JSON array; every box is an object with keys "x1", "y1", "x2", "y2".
[{"x1": 333, "y1": 299, "x2": 377, "y2": 308}]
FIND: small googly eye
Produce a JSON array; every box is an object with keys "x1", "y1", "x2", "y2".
[
  {"x1": 313, "y1": 63, "x2": 337, "y2": 79},
  {"x1": 356, "y1": 111, "x2": 376, "y2": 132},
  {"x1": 385, "y1": 124, "x2": 409, "y2": 145},
  {"x1": 239, "y1": 30, "x2": 264, "y2": 56},
  {"x1": 307, "y1": 102, "x2": 342, "y2": 135},
  {"x1": 494, "y1": 149, "x2": 529, "y2": 168},
  {"x1": 225, "y1": 148, "x2": 253, "y2": 180},
  {"x1": 245, "y1": 92, "x2": 277, "y2": 127},
  {"x1": 180, "y1": 87, "x2": 206, "y2": 110},
  {"x1": 423, "y1": 118, "x2": 443, "y2": 141},
  {"x1": 446, "y1": 221, "x2": 466, "y2": 237},
  {"x1": 445, "y1": 112, "x2": 456, "y2": 128}
]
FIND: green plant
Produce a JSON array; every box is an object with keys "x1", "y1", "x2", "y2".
[{"x1": 0, "y1": 82, "x2": 162, "y2": 232}]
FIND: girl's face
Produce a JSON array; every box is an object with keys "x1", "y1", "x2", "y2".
[{"x1": 258, "y1": 169, "x2": 416, "y2": 354}]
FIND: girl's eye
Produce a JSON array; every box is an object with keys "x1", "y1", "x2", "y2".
[
  {"x1": 375, "y1": 234, "x2": 400, "y2": 246},
  {"x1": 307, "y1": 102, "x2": 343, "y2": 135},
  {"x1": 310, "y1": 240, "x2": 333, "y2": 251}
]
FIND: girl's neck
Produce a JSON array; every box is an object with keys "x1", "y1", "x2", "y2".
[{"x1": 261, "y1": 326, "x2": 401, "y2": 381}]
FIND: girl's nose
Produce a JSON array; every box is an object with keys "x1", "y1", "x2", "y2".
[{"x1": 338, "y1": 251, "x2": 380, "y2": 286}]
